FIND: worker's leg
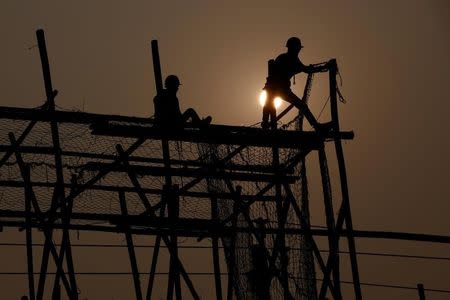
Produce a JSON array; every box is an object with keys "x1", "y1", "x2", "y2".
[
  {"x1": 182, "y1": 108, "x2": 201, "y2": 124},
  {"x1": 182, "y1": 108, "x2": 212, "y2": 126},
  {"x1": 262, "y1": 91, "x2": 276, "y2": 129}
]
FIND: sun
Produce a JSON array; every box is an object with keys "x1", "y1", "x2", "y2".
[{"x1": 259, "y1": 90, "x2": 282, "y2": 109}]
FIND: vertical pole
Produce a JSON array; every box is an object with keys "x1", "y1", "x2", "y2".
[
  {"x1": 318, "y1": 146, "x2": 342, "y2": 300},
  {"x1": 146, "y1": 203, "x2": 165, "y2": 300},
  {"x1": 211, "y1": 196, "x2": 223, "y2": 300},
  {"x1": 272, "y1": 123, "x2": 290, "y2": 299},
  {"x1": 52, "y1": 176, "x2": 78, "y2": 300},
  {"x1": 146, "y1": 235, "x2": 162, "y2": 300},
  {"x1": 24, "y1": 165, "x2": 35, "y2": 300},
  {"x1": 65, "y1": 175, "x2": 78, "y2": 298},
  {"x1": 226, "y1": 198, "x2": 238, "y2": 300},
  {"x1": 37, "y1": 28, "x2": 65, "y2": 209},
  {"x1": 119, "y1": 191, "x2": 143, "y2": 300},
  {"x1": 417, "y1": 284, "x2": 425, "y2": 300},
  {"x1": 295, "y1": 89, "x2": 318, "y2": 299},
  {"x1": 151, "y1": 39, "x2": 181, "y2": 298},
  {"x1": 162, "y1": 142, "x2": 175, "y2": 299},
  {"x1": 173, "y1": 185, "x2": 182, "y2": 300},
  {"x1": 36, "y1": 29, "x2": 55, "y2": 109},
  {"x1": 166, "y1": 191, "x2": 175, "y2": 300},
  {"x1": 161, "y1": 141, "x2": 172, "y2": 187},
  {"x1": 36, "y1": 29, "x2": 69, "y2": 300},
  {"x1": 36, "y1": 28, "x2": 65, "y2": 213},
  {"x1": 328, "y1": 59, "x2": 362, "y2": 299},
  {"x1": 151, "y1": 40, "x2": 164, "y2": 95},
  {"x1": 167, "y1": 185, "x2": 181, "y2": 300},
  {"x1": 51, "y1": 284, "x2": 60, "y2": 300},
  {"x1": 300, "y1": 160, "x2": 318, "y2": 299},
  {"x1": 35, "y1": 28, "x2": 54, "y2": 300}
]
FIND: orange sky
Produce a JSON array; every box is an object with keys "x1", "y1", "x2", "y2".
[{"x1": 0, "y1": 1, "x2": 450, "y2": 299}]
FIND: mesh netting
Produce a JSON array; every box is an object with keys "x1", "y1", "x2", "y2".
[
  {"x1": 0, "y1": 114, "x2": 318, "y2": 299},
  {"x1": 195, "y1": 141, "x2": 318, "y2": 298},
  {"x1": 191, "y1": 74, "x2": 317, "y2": 299}
]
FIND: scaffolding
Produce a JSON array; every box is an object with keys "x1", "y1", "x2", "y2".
[{"x1": 0, "y1": 30, "x2": 362, "y2": 300}]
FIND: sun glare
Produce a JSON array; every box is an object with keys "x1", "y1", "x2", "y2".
[
  {"x1": 274, "y1": 97, "x2": 282, "y2": 109},
  {"x1": 259, "y1": 90, "x2": 267, "y2": 107},
  {"x1": 258, "y1": 90, "x2": 282, "y2": 109}
]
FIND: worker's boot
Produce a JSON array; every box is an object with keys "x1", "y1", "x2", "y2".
[{"x1": 200, "y1": 116, "x2": 212, "y2": 127}]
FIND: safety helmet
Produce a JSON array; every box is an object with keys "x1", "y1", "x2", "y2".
[
  {"x1": 164, "y1": 75, "x2": 181, "y2": 88},
  {"x1": 286, "y1": 37, "x2": 303, "y2": 49}
]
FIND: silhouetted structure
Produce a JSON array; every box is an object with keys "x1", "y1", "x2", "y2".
[{"x1": 0, "y1": 30, "x2": 362, "y2": 300}]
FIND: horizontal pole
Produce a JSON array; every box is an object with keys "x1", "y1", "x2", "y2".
[
  {"x1": 0, "y1": 180, "x2": 278, "y2": 201},
  {"x1": 0, "y1": 145, "x2": 282, "y2": 173},
  {"x1": 0, "y1": 272, "x2": 449, "y2": 295},
  {"x1": 81, "y1": 162, "x2": 299, "y2": 183},
  {"x1": 0, "y1": 106, "x2": 147, "y2": 124},
  {"x1": 1, "y1": 218, "x2": 450, "y2": 244},
  {"x1": 91, "y1": 122, "x2": 353, "y2": 149},
  {"x1": 3, "y1": 243, "x2": 450, "y2": 262}
]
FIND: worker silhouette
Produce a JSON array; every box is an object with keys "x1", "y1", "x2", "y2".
[
  {"x1": 153, "y1": 75, "x2": 212, "y2": 128},
  {"x1": 262, "y1": 37, "x2": 332, "y2": 131}
]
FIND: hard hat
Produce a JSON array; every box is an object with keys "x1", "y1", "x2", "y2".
[
  {"x1": 286, "y1": 37, "x2": 303, "y2": 49},
  {"x1": 164, "y1": 75, "x2": 181, "y2": 88}
]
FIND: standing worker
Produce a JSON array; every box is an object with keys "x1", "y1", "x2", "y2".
[
  {"x1": 261, "y1": 37, "x2": 332, "y2": 132},
  {"x1": 153, "y1": 75, "x2": 212, "y2": 128}
]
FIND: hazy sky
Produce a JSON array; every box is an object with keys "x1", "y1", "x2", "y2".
[{"x1": 1, "y1": 1, "x2": 450, "y2": 299}]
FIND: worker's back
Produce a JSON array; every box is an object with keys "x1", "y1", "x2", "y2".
[
  {"x1": 268, "y1": 53, "x2": 305, "y2": 89},
  {"x1": 153, "y1": 89, "x2": 182, "y2": 127}
]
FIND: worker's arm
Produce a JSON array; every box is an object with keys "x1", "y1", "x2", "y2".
[
  {"x1": 292, "y1": 58, "x2": 328, "y2": 75},
  {"x1": 304, "y1": 62, "x2": 329, "y2": 74}
]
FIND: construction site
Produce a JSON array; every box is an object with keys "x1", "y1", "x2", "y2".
[{"x1": 1, "y1": 26, "x2": 450, "y2": 300}]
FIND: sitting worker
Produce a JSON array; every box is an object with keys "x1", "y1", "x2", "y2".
[
  {"x1": 153, "y1": 75, "x2": 212, "y2": 128},
  {"x1": 261, "y1": 37, "x2": 332, "y2": 132}
]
